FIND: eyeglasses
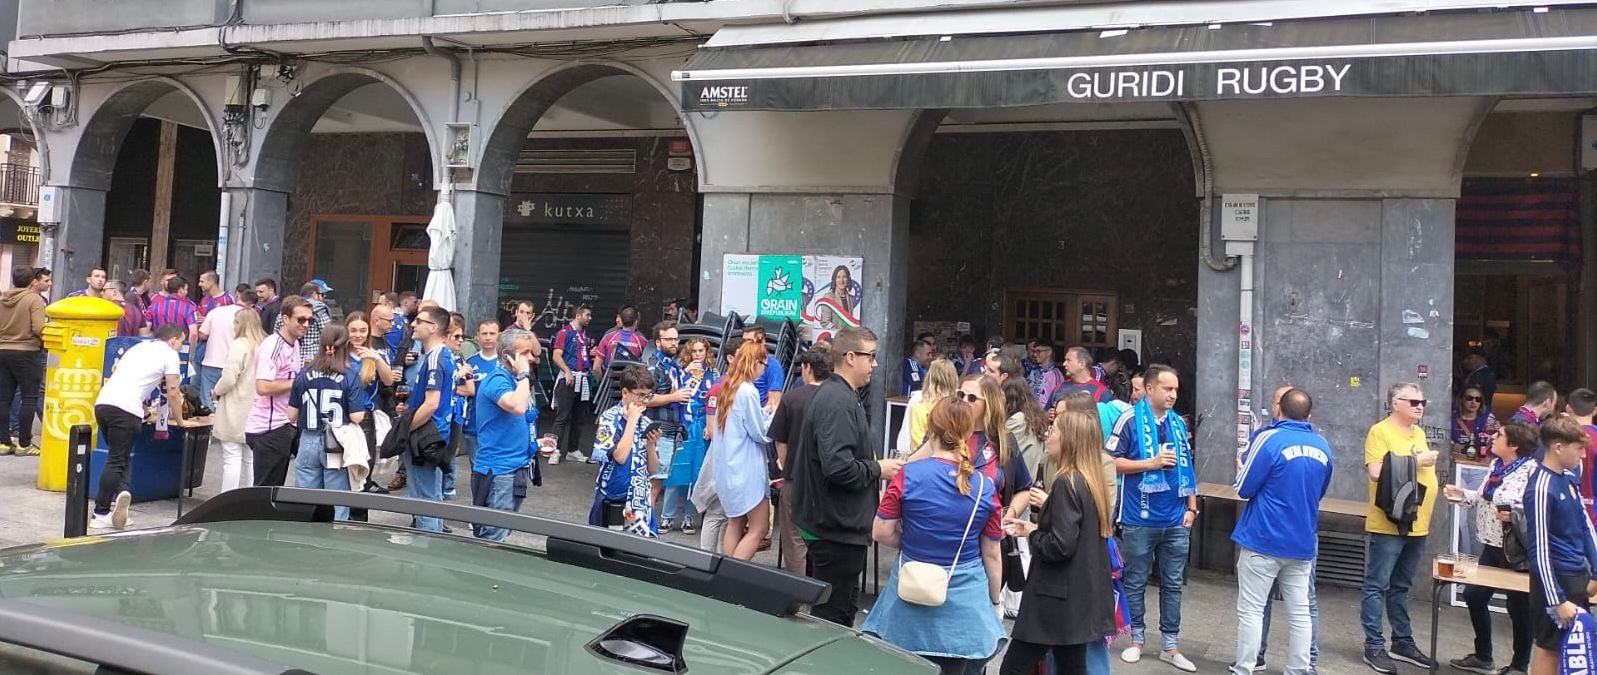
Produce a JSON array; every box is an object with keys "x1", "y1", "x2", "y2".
[
  {"x1": 1464, "y1": 395, "x2": 1483, "y2": 403},
  {"x1": 414, "y1": 318, "x2": 436, "y2": 327},
  {"x1": 848, "y1": 350, "x2": 878, "y2": 363},
  {"x1": 292, "y1": 316, "x2": 311, "y2": 325},
  {"x1": 1398, "y1": 398, "x2": 1427, "y2": 408},
  {"x1": 958, "y1": 392, "x2": 983, "y2": 403}
]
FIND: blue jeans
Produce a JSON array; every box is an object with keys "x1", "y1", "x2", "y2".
[
  {"x1": 1084, "y1": 641, "x2": 1111, "y2": 674},
  {"x1": 1120, "y1": 524, "x2": 1191, "y2": 651},
  {"x1": 1361, "y1": 533, "x2": 1426, "y2": 650},
  {"x1": 1260, "y1": 559, "x2": 1320, "y2": 664},
  {"x1": 293, "y1": 432, "x2": 350, "y2": 521},
  {"x1": 196, "y1": 365, "x2": 223, "y2": 410},
  {"x1": 405, "y1": 447, "x2": 445, "y2": 532},
  {"x1": 472, "y1": 472, "x2": 522, "y2": 542}
]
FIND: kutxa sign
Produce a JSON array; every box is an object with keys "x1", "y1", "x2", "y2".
[{"x1": 680, "y1": 50, "x2": 1597, "y2": 111}]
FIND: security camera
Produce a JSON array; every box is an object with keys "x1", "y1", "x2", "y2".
[{"x1": 22, "y1": 82, "x2": 49, "y2": 106}]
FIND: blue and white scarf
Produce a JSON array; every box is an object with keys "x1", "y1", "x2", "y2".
[
  {"x1": 1561, "y1": 610, "x2": 1596, "y2": 675},
  {"x1": 1132, "y1": 398, "x2": 1196, "y2": 497}
]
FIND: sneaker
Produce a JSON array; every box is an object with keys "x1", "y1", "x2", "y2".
[
  {"x1": 443, "y1": 489, "x2": 457, "y2": 500},
  {"x1": 1364, "y1": 648, "x2": 1397, "y2": 674},
  {"x1": 566, "y1": 451, "x2": 589, "y2": 463},
  {"x1": 441, "y1": 525, "x2": 454, "y2": 534},
  {"x1": 88, "y1": 512, "x2": 115, "y2": 530},
  {"x1": 19, "y1": 444, "x2": 39, "y2": 456},
  {"x1": 681, "y1": 520, "x2": 697, "y2": 535},
  {"x1": 0, "y1": 442, "x2": 15, "y2": 456},
  {"x1": 1160, "y1": 650, "x2": 1197, "y2": 673},
  {"x1": 110, "y1": 490, "x2": 132, "y2": 530},
  {"x1": 660, "y1": 519, "x2": 677, "y2": 533},
  {"x1": 1121, "y1": 645, "x2": 1144, "y2": 664},
  {"x1": 1502, "y1": 669, "x2": 1529, "y2": 675},
  {"x1": 1389, "y1": 643, "x2": 1436, "y2": 669},
  {"x1": 1253, "y1": 656, "x2": 1266, "y2": 672},
  {"x1": 549, "y1": 453, "x2": 562, "y2": 465},
  {"x1": 363, "y1": 482, "x2": 390, "y2": 495},
  {"x1": 1449, "y1": 653, "x2": 1497, "y2": 674}
]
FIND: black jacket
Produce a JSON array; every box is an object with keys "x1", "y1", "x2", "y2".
[
  {"x1": 788, "y1": 375, "x2": 881, "y2": 546},
  {"x1": 1375, "y1": 451, "x2": 1424, "y2": 535},
  {"x1": 1011, "y1": 472, "x2": 1116, "y2": 646}
]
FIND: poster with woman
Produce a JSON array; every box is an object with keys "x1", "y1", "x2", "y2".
[{"x1": 801, "y1": 256, "x2": 863, "y2": 344}]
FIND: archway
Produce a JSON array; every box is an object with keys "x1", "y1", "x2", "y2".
[
  {"x1": 0, "y1": 88, "x2": 46, "y2": 287},
  {"x1": 63, "y1": 78, "x2": 225, "y2": 294},
  {"x1": 251, "y1": 69, "x2": 439, "y2": 317},
  {"x1": 475, "y1": 62, "x2": 705, "y2": 336}
]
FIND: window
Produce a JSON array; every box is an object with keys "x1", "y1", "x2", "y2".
[
  {"x1": 1004, "y1": 289, "x2": 1118, "y2": 350},
  {"x1": 1454, "y1": 271, "x2": 1570, "y2": 388}
]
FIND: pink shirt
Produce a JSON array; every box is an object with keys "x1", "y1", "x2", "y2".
[
  {"x1": 245, "y1": 333, "x2": 302, "y2": 434},
  {"x1": 199, "y1": 305, "x2": 244, "y2": 369}
]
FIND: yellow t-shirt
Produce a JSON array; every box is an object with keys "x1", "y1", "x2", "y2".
[
  {"x1": 1365, "y1": 418, "x2": 1437, "y2": 536},
  {"x1": 908, "y1": 399, "x2": 935, "y2": 450}
]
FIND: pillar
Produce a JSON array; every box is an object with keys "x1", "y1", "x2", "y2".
[
  {"x1": 452, "y1": 188, "x2": 505, "y2": 325},
  {"x1": 46, "y1": 185, "x2": 108, "y2": 289},
  {"x1": 223, "y1": 186, "x2": 288, "y2": 289}
]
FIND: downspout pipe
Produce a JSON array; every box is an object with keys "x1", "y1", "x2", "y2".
[
  {"x1": 1176, "y1": 103, "x2": 1237, "y2": 273},
  {"x1": 422, "y1": 35, "x2": 460, "y2": 203}
]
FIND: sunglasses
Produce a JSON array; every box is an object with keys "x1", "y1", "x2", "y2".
[
  {"x1": 957, "y1": 392, "x2": 983, "y2": 403},
  {"x1": 292, "y1": 316, "x2": 311, "y2": 325},
  {"x1": 1398, "y1": 398, "x2": 1427, "y2": 407},
  {"x1": 848, "y1": 350, "x2": 878, "y2": 362},
  {"x1": 1464, "y1": 395, "x2": 1483, "y2": 403},
  {"x1": 414, "y1": 318, "x2": 436, "y2": 327}
]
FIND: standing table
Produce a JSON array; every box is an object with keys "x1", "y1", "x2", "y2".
[{"x1": 1428, "y1": 556, "x2": 1528, "y2": 673}]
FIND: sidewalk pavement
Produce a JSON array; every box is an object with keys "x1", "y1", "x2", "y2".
[{"x1": 0, "y1": 445, "x2": 1487, "y2": 674}]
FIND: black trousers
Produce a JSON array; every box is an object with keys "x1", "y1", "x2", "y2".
[
  {"x1": 1465, "y1": 545, "x2": 1531, "y2": 670},
  {"x1": 998, "y1": 640, "x2": 1087, "y2": 675},
  {"x1": 247, "y1": 424, "x2": 297, "y2": 487},
  {"x1": 0, "y1": 349, "x2": 43, "y2": 445},
  {"x1": 552, "y1": 379, "x2": 587, "y2": 457},
  {"x1": 93, "y1": 404, "x2": 142, "y2": 514},
  {"x1": 350, "y1": 414, "x2": 379, "y2": 522},
  {"x1": 805, "y1": 539, "x2": 867, "y2": 627}
]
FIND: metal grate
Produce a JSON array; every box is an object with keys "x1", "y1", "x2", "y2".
[
  {"x1": 514, "y1": 149, "x2": 636, "y2": 175},
  {"x1": 1315, "y1": 530, "x2": 1367, "y2": 589}
]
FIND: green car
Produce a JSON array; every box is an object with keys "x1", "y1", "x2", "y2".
[{"x1": 0, "y1": 488, "x2": 935, "y2": 675}]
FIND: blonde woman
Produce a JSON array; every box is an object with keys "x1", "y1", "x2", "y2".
[
  {"x1": 999, "y1": 410, "x2": 1116, "y2": 674},
  {"x1": 212, "y1": 308, "x2": 267, "y2": 491},
  {"x1": 904, "y1": 358, "x2": 960, "y2": 451}
]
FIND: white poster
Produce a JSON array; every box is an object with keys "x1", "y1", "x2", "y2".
[
  {"x1": 802, "y1": 255, "x2": 864, "y2": 344},
  {"x1": 721, "y1": 254, "x2": 760, "y2": 318}
]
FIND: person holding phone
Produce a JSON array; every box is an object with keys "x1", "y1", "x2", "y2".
[
  {"x1": 589, "y1": 366, "x2": 660, "y2": 537},
  {"x1": 1442, "y1": 421, "x2": 1538, "y2": 675}
]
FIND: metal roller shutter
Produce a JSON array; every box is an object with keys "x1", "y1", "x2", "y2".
[{"x1": 497, "y1": 199, "x2": 632, "y2": 340}]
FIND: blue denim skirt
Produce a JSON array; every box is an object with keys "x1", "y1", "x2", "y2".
[{"x1": 862, "y1": 557, "x2": 1006, "y2": 661}]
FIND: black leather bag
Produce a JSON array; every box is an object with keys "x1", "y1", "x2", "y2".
[
  {"x1": 999, "y1": 446, "x2": 1028, "y2": 592},
  {"x1": 1502, "y1": 506, "x2": 1530, "y2": 572}
]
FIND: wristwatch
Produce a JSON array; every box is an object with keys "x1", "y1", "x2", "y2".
[{"x1": 516, "y1": 371, "x2": 532, "y2": 382}]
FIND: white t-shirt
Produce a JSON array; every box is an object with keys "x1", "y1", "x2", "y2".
[
  {"x1": 199, "y1": 305, "x2": 244, "y2": 368},
  {"x1": 96, "y1": 340, "x2": 182, "y2": 417}
]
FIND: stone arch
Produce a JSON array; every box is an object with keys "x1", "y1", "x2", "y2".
[
  {"x1": 70, "y1": 77, "x2": 224, "y2": 190},
  {"x1": 254, "y1": 67, "x2": 440, "y2": 193},
  {"x1": 478, "y1": 60, "x2": 707, "y2": 196}
]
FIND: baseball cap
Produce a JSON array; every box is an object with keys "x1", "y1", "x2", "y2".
[{"x1": 309, "y1": 279, "x2": 334, "y2": 294}]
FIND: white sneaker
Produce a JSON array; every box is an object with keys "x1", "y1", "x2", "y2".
[
  {"x1": 111, "y1": 491, "x2": 132, "y2": 530},
  {"x1": 1161, "y1": 650, "x2": 1198, "y2": 673},
  {"x1": 548, "y1": 452, "x2": 562, "y2": 465},
  {"x1": 1121, "y1": 645, "x2": 1144, "y2": 664},
  {"x1": 88, "y1": 512, "x2": 116, "y2": 530},
  {"x1": 566, "y1": 451, "x2": 589, "y2": 463}
]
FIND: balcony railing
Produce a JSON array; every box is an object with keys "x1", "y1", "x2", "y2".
[{"x1": 0, "y1": 163, "x2": 40, "y2": 206}]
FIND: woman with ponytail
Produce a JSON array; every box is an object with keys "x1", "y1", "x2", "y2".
[
  {"x1": 863, "y1": 396, "x2": 1007, "y2": 675},
  {"x1": 999, "y1": 410, "x2": 1116, "y2": 674}
]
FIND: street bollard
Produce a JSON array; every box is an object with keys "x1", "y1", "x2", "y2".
[{"x1": 63, "y1": 424, "x2": 93, "y2": 538}]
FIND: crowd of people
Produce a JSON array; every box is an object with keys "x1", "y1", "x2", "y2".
[{"x1": 14, "y1": 261, "x2": 1597, "y2": 674}]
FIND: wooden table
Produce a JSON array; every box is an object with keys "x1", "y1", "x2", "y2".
[
  {"x1": 1428, "y1": 556, "x2": 1529, "y2": 673},
  {"x1": 1196, "y1": 481, "x2": 1367, "y2": 517}
]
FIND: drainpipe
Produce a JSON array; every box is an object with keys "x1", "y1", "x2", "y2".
[{"x1": 422, "y1": 35, "x2": 459, "y2": 201}]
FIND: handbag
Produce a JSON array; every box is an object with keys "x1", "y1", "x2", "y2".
[
  {"x1": 998, "y1": 451, "x2": 1029, "y2": 592},
  {"x1": 898, "y1": 473, "x2": 986, "y2": 608},
  {"x1": 1502, "y1": 506, "x2": 1530, "y2": 572}
]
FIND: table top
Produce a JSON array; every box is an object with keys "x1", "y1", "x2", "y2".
[
  {"x1": 1433, "y1": 557, "x2": 1529, "y2": 593},
  {"x1": 886, "y1": 396, "x2": 910, "y2": 405},
  {"x1": 1196, "y1": 481, "x2": 1367, "y2": 518}
]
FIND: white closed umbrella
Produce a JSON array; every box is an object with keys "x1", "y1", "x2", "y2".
[{"x1": 422, "y1": 192, "x2": 457, "y2": 312}]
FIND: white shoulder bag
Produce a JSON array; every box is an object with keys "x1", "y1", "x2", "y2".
[{"x1": 897, "y1": 472, "x2": 986, "y2": 607}]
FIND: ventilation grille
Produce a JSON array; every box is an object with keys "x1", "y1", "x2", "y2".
[
  {"x1": 515, "y1": 149, "x2": 636, "y2": 175},
  {"x1": 1315, "y1": 530, "x2": 1367, "y2": 589}
]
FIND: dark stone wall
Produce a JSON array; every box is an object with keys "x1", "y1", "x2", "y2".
[
  {"x1": 284, "y1": 134, "x2": 697, "y2": 327},
  {"x1": 907, "y1": 129, "x2": 1199, "y2": 385},
  {"x1": 283, "y1": 132, "x2": 434, "y2": 286},
  {"x1": 510, "y1": 136, "x2": 699, "y2": 328}
]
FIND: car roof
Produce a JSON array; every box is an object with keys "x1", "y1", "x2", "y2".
[{"x1": 0, "y1": 519, "x2": 856, "y2": 675}]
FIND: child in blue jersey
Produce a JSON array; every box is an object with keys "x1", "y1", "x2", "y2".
[
  {"x1": 589, "y1": 366, "x2": 660, "y2": 537},
  {"x1": 1525, "y1": 417, "x2": 1597, "y2": 674},
  {"x1": 287, "y1": 325, "x2": 369, "y2": 521}
]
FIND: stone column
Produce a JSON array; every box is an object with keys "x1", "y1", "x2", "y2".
[
  {"x1": 224, "y1": 187, "x2": 289, "y2": 289},
  {"x1": 452, "y1": 188, "x2": 506, "y2": 325},
  {"x1": 45, "y1": 185, "x2": 107, "y2": 287}
]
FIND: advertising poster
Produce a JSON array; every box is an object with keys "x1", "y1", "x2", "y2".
[
  {"x1": 722, "y1": 254, "x2": 864, "y2": 342},
  {"x1": 802, "y1": 256, "x2": 863, "y2": 344}
]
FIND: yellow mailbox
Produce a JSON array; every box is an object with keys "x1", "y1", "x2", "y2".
[{"x1": 38, "y1": 297, "x2": 123, "y2": 492}]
